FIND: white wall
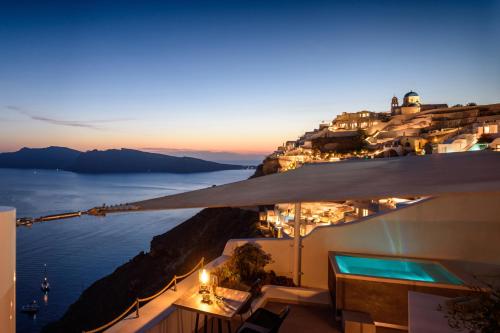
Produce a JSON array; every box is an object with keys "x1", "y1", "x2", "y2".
[
  {"x1": 0, "y1": 207, "x2": 16, "y2": 333},
  {"x1": 491, "y1": 138, "x2": 500, "y2": 151}
]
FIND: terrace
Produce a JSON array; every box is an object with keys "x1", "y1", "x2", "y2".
[
  {"x1": 74, "y1": 152, "x2": 500, "y2": 332},
  {"x1": 95, "y1": 152, "x2": 500, "y2": 332}
]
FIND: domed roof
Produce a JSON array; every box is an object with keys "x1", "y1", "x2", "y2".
[{"x1": 404, "y1": 91, "x2": 419, "y2": 97}]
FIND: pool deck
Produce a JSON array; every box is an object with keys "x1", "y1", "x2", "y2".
[
  {"x1": 440, "y1": 259, "x2": 500, "y2": 288},
  {"x1": 265, "y1": 302, "x2": 341, "y2": 333}
]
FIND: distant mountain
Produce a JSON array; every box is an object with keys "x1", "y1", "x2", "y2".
[
  {"x1": 67, "y1": 148, "x2": 246, "y2": 173},
  {"x1": 0, "y1": 147, "x2": 247, "y2": 173},
  {"x1": 142, "y1": 147, "x2": 264, "y2": 166},
  {"x1": 0, "y1": 146, "x2": 81, "y2": 169}
]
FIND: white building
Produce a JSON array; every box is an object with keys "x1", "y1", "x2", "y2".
[{"x1": 437, "y1": 134, "x2": 477, "y2": 153}]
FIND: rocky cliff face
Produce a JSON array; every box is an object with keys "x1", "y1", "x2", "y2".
[{"x1": 43, "y1": 207, "x2": 260, "y2": 333}]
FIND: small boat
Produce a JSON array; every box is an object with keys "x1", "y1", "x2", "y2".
[
  {"x1": 41, "y1": 277, "x2": 50, "y2": 292},
  {"x1": 21, "y1": 300, "x2": 39, "y2": 314},
  {"x1": 41, "y1": 264, "x2": 50, "y2": 292}
]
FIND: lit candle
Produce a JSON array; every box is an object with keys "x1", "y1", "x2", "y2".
[
  {"x1": 199, "y1": 269, "x2": 212, "y2": 303},
  {"x1": 200, "y1": 269, "x2": 209, "y2": 286},
  {"x1": 199, "y1": 268, "x2": 210, "y2": 296}
]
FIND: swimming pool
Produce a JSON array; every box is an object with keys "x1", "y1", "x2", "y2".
[
  {"x1": 468, "y1": 143, "x2": 488, "y2": 151},
  {"x1": 335, "y1": 254, "x2": 463, "y2": 285}
]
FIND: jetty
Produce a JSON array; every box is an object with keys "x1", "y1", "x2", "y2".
[{"x1": 16, "y1": 204, "x2": 140, "y2": 227}]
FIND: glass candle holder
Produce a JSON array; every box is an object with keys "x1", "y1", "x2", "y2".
[
  {"x1": 211, "y1": 274, "x2": 219, "y2": 298},
  {"x1": 198, "y1": 268, "x2": 209, "y2": 294}
]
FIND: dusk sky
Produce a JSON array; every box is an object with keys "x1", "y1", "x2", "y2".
[{"x1": 1, "y1": 0, "x2": 499, "y2": 157}]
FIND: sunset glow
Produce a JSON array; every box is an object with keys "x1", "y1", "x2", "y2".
[{"x1": 1, "y1": 0, "x2": 499, "y2": 156}]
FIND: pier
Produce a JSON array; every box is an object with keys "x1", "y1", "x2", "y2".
[{"x1": 16, "y1": 204, "x2": 141, "y2": 227}]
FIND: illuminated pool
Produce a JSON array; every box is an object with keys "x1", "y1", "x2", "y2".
[
  {"x1": 335, "y1": 254, "x2": 463, "y2": 285},
  {"x1": 468, "y1": 143, "x2": 488, "y2": 151}
]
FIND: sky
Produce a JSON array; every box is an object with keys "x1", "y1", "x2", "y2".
[{"x1": 1, "y1": 0, "x2": 499, "y2": 160}]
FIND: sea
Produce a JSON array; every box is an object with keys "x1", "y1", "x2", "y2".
[{"x1": 0, "y1": 168, "x2": 254, "y2": 333}]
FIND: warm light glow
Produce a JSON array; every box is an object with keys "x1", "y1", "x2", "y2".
[{"x1": 199, "y1": 269, "x2": 209, "y2": 285}]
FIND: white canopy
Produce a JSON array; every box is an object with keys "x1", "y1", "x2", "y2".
[{"x1": 131, "y1": 151, "x2": 500, "y2": 210}]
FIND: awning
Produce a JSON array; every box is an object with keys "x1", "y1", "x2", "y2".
[{"x1": 131, "y1": 151, "x2": 500, "y2": 210}]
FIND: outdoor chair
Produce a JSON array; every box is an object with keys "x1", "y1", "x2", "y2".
[
  {"x1": 236, "y1": 278, "x2": 262, "y2": 322},
  {"x1": 236, "y1": 305, "x2": 290, "y2": 333}
]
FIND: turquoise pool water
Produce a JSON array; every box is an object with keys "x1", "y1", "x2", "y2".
[
  {"x1": 335, "y1": 255, "x2": 463, "y2": 285},
  {"x1": 468, "y1": 143, "x2": 488, "y2": 151}
]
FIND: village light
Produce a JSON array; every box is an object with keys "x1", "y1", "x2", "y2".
[{"x1": 275, "y1": 215, "x2": 283, "y2": 238}]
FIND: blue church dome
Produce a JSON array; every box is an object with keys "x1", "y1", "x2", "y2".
[{"x1": 404, "y1": 91, "x2": 419, "y2": 98}]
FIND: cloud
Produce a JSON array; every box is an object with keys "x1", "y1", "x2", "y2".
[{"x1": 5, "y1": 105, "x2": 132, "y2": 130}]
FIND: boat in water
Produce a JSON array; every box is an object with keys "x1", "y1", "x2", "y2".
[
  {"x1": 41, "y1": 264, "x2": 50, "y2": 292},
  {"x1": 41, "y1": 276, "x2": 50, "y2": 292},
  {"x1": 21, "y1": 300, "x2": 39, "y2": 314}
]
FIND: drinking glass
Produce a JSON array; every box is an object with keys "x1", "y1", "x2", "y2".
[{"x1": 211, "y1": 274, "x2": 219, "y2": 298}]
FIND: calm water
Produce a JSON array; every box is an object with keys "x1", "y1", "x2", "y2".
[{"x1": 0, "y1": 168, "x2": 253, "y2": 333}]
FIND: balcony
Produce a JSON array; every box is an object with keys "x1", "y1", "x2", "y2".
[{"x1": 101, "y1": 191, "x2": 500, "y2": 333}]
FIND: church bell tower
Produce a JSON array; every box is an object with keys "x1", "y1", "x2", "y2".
[{"x1": 391, "y1": 96, "x2": 399, "y2": 115}]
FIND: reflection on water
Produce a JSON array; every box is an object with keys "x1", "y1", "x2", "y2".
[{"x1": 0, "y1": 168, "x2": 253, "y2": 333}]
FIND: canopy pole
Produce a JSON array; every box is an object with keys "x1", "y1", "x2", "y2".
[{"x1": 293, "y1": 202, "x2": 302, "y2": 286}]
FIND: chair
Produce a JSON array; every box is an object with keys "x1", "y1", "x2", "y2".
[
  {"x1": 236, "y1": 305, "x2": 290, "y2": 333},
  {"x1": 236, "y1": 278, "x2": 262, "y2": 321}
]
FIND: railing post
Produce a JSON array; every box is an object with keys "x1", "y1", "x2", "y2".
[
  {"x1": 135, "y1": 299, "x2": 140, "y2": 318},
  {"x1": 293, "y1": 202, "x2": 302, "y2": 287},
  {"x1": 173, "y1": 276, "x2": 177, "y2": 291}
]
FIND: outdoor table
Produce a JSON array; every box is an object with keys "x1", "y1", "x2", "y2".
[{"x1": 174, "y1": 286, "x2": 251, "y2": 333}]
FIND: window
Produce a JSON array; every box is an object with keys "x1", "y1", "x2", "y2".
[{"x1": 362, "y1": 209, "x2": 369, "y2": 217}]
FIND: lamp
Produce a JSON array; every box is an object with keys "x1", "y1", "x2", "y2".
[
  {"x1": 199, "y1": 269, "x2": 209, "y2": 292},
  {"x1": 198, "y1": 268, "x2": 211, "y2": 303}
]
